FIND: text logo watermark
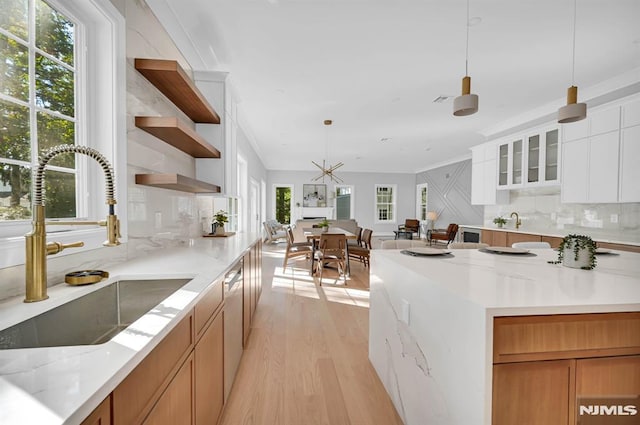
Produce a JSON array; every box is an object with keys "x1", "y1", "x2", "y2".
[{"x1": 578, "y1": 396, "x2": 639, "y2": 425}]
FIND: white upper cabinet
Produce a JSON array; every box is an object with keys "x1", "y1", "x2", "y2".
[
  {"x1": 560, "y1": 94, "x2": 640, "y2": 203},
  {"x1": 471, "y1": 143, "x2": 509, "y2": 205},
  {"x1": 496, "y1": 126, "x2": 559, "y2": 190}
]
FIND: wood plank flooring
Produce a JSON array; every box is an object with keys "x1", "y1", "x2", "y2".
[{"x1": 219, "y1": 243, "x2": 403, "y2": 425}]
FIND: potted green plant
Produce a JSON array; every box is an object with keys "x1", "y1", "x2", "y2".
[
  {"x1": 212, "y1": 210, "x2": 229, "y2": 235},
  {"x1": 548, "y1": 234, "x2": 597, "y2": 270},
  {"x1": 493, "y1": 217, "x2": 507, "y2": 228},
  {"x1": 318, "y1": 218, "x2": 330, "y2": 232}
]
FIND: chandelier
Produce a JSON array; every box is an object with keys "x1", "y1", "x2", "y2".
[{"x1": 312, "y1": 119, "x2": 343, "y2": 183}]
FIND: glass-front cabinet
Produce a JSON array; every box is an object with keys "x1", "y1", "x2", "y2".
[{"x1": 496, "y1": 127, "x2": 559, "y2": 189}]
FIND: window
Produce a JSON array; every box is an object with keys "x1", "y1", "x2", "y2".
[
  {"x1": 416, "y1": 183, "x2": 428, "y2": 220},
  {"x1": 1, "y1": 0, "x2": 78, "y2": 221},
  {"x1": 374, "y1": 184, "x2": 396, "y2": 223},
  {"x1": 0, "y1": 0, "x2": 126, "y2": 268}
]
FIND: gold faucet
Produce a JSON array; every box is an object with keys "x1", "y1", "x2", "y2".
[
  {"x1": 25, "y1": 145, "x2": 121, "y2": 303},
  {"x1": 510, "y1": 212, "x2": 522, "y2": 229}
]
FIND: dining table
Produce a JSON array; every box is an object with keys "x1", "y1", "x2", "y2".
[{"x1": 303, "y1": 227, "x2": 358, "y2": 276}]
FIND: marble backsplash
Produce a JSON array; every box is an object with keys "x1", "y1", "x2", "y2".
[{"x1": 484, "y1": 187, "x2": 640, "y2": 243}]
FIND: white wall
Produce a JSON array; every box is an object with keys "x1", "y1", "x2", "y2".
[{"x1": 267, "y1": 170, "x2": 416, "y2": 235}]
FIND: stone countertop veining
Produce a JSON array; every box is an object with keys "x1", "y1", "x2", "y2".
[
  {"x1": 459, "y1": 224, "x2": 640, "y2": 247},
  {"x1": 0, "y1": 233, "x2": 260, "y2": 425},
  {"x1": 372, "y1": 247, "x2": 640, "y2": 314}
]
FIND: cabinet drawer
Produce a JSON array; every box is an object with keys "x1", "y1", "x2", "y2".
[
  {"x1": 80, "y1": 395, "x2": 111, "y2": 425},
  {"x1": 194, "y1": 278, "x2": 223, "y2": 337},
  {"x1": 113, "y1": 313, "x2": 194, "y2": 425},
  {"x1": 493, "y1": 312, "x2": 640, "y2": 363}
]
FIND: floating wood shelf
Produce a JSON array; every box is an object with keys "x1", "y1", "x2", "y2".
[
  {"x1": 134, "y1": 58, "x2": 220, "y2": 124},
  {"x1": 135, "y1": 116, "x2": 221, "y2": 158},
  {"x1": 135, "y1": 173, "x2": 221, "y2": 193}
]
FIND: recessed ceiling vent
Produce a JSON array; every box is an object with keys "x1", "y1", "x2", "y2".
[{"x1": 433, "y1": 95, "x2": 453, "y2": 103}]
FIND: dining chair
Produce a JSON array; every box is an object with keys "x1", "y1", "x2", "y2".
[
  {"x1": 315, "y1": 233, "x2": 348, "y2": 285},
  {"x1": 348, "y1": 228, "x2": 372, "y2": 267},
  {"x1": 283, "y1": 226, "x2": 314, "y2": 270},
  {"x1": 347, "y1": 226, "x2": 363, "y2": 247},
  {"x1": 511, "y1": 241, "x2": 551, "y2": 249}
]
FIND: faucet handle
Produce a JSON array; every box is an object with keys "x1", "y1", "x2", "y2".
[{"x1": 46, "y1": 241, "x2": 85, "y2": 255}]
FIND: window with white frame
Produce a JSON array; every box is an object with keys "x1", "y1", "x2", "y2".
[
  {"x1": 0, "y1": 0, "x2": 126, "y2": 268},
  {"x1": 374, "y1": 184, "x2": 396, "y2": 223},
  {"x1": 416, "y1": 183, "x2": 428, "y2": 221}
]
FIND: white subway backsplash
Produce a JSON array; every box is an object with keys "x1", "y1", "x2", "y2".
[{"x1": 485, "y1": 188, "x2": 640, "y2": 244}]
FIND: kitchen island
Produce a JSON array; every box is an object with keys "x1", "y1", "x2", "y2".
[
  {"x1": 369, "y1": 247, "x2": 640, "y2": 425},
  {"x1": 0, "y1": 233, "x2": 261, "y2": 425}
]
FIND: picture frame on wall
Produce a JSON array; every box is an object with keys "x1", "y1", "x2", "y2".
[{"x1": 302, "y1": 184, "x2": 327, "y2": 207}]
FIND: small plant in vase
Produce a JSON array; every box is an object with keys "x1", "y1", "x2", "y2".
[
  {"x1": 493, "y1": 217, "x2": 507, "y2": 228},
  {"x1": 548, "y1": 234, "x2": 597, "y2": 270},
  {"x1": 212, "y1": 210, "x2": 229, "y2": 235},
  {"x1": 318, "y1": 218, "x2": 330, "y2": 232}
]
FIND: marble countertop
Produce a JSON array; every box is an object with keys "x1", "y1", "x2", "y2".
[
  {"x1": 372, "y1": 248, "x2": 640, "y2": 315},
  {"x1": 459, "y1": 224, "x2": 640, "y2": 247},
  {"x1": 0, "y1": 233, "x2": 260, "y2": 425}
]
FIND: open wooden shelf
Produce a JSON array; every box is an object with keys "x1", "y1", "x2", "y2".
[
  {"x1": 135, "y1": 116, "x2": 221, "y2": 158},
  {"x1": 135, "y1": 173, "x2": 221, "y2": 193},
  {"x1": 134, "y1": 58, "x2": 221, "y2": 124}
]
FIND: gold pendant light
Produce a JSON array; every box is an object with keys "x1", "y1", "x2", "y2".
[
  {"x1": 312, "y1": 120, "x2": 344, "y2": 183},
  {"x1": 558, "y1": 0, "x2": 587, "y2": 123},
  {"x1": 453, "y1": 0, "x2": 478, "y2": 116}
]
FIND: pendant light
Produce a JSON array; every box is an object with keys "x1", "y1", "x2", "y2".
[
  {"x1": 453, "y1": 0, "x2": 478, "y2": 116},
  {"x1": 312, "y1": 120, "x2": 344, "y2": 183},
  {"x1": 558, "y1": 0, "x2": 587, "y2": 123}
]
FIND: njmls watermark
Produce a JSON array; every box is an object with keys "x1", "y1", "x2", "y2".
[{"x1": 578, "y1": 396, "x2": 640, "y2": 425}]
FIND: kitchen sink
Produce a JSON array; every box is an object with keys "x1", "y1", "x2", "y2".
[{"x1": 0, "y1": 278, "x2": 192, "y2": 350}]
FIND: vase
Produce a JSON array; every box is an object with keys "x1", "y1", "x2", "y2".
[
  {"x1": 215, "y1": 224, "x2": 225, "y2": 236},
  {"x1": 322, "y1": 226, "x2": 328, "y2": 233},
  {"x1": 562, "y1": 247, "x2": 591, "y2": 269},
  {"x1": 497, "y1": 223, "x2": 503, "y2": 228}
]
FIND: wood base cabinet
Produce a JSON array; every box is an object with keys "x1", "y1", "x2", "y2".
[
  {"x1": 80, "y1": 396, "x2": 111, "y2": 425},
  {"x1": 492, "y1": 313, "x2": 640, "y2": 424},
  {"x1": 493, "y1": 360, "x2": 573, "y2": 425},
  {"x1": 142, "y1": 354, "x2": 194, "y2": 425},
  {"x1": 195, "y1": 309, "x2": 224, "y2": 425}
]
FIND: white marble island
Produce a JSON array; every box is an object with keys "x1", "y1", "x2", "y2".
[{"x1": 369, "y1": 248, "x2": 640, "y2": 425}]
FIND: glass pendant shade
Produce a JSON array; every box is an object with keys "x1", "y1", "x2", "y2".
[
  {"x1": 558, "y1": 85, "x2": 586, "y2": 123},
  {"x1": 453, "y1": 76, "x2": 478, "y2": 116}
]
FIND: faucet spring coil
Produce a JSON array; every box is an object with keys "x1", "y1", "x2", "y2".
[{"x1": 34, "y1": 145, "x2": 115, "y2": 206}]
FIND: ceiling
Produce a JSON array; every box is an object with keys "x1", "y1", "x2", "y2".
[{"x1": 148, "y1": 0, "x2": 640, "y2": 173}]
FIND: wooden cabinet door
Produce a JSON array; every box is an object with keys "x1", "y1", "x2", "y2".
[
  {"x1": 506, "y1": 232, "x2": 542, "y2": 247},
  {"x1": 80, "y1": 396, "x2": 111, "y2": 425},
  {"x1": 195, "y1": 310, "x2": 224, "y2": 425},
  {"x1": 493, "y1": 360, "x2": 574, "y2": 425},
  {"x1": 142, "y1": 354, "x2": 194, "y2": 425},
  {"x1": 576, "y1": 355, "x2": 640, "y2": 417},
  {"x1": 243, "y1": 252, "x2": 252, "y2": 346}
]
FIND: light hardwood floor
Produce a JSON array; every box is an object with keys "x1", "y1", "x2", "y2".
[{"x1": 219, "y1": 243, "x2": 403, "y2": 425}]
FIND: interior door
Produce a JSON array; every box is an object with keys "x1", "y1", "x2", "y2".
[{"x1": 250, "y1": 179, "x2": 259, "y2": 234}]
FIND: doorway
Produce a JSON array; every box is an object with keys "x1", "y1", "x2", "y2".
[
  {"x1": 250, "y1": 179, "x2": 259, "y2": 234},
  {"x1": 335, "y1": 185, "x2": 354, "y2": 220},
  {"x1": 273, "y1": 184, "x2": 293, "y2": 224}
]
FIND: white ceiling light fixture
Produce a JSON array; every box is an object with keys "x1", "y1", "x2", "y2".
[
  {"x1": 312, "y1": 120, "x2": 344, "y2": 183},
  {"x1": 558, "y1": 0, "x2": 587, "y2": 123},
  {"x1": 453, "y1": 0, "x2": 479, "y2": 116}
]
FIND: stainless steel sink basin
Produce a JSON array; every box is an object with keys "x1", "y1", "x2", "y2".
[{"x1": 0, "y1": 278, "x2": 191, "y2": 349}]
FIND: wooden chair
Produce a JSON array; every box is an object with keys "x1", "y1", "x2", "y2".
[
  {"x1": 315, "y1": 233, "x2": 347, "y2": 285},
  {"x1": 348, "y1": 228, "x2": 372, "y2": 267},
  {"x1": 264, "y1": 220, "x2": 287, "y2": 244},
  {"x1": 347, "y1": 226, "x2": 363, "y2": 247},
  {"x1": 429, "y1": 223, "x2": 458, "y2": 246},
  {"x1": 283, "y1": 226, "x2": 313, "y2": 270},
  {"x1": 397, "y1": 219, "x2": 420, "y2": 239}
]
